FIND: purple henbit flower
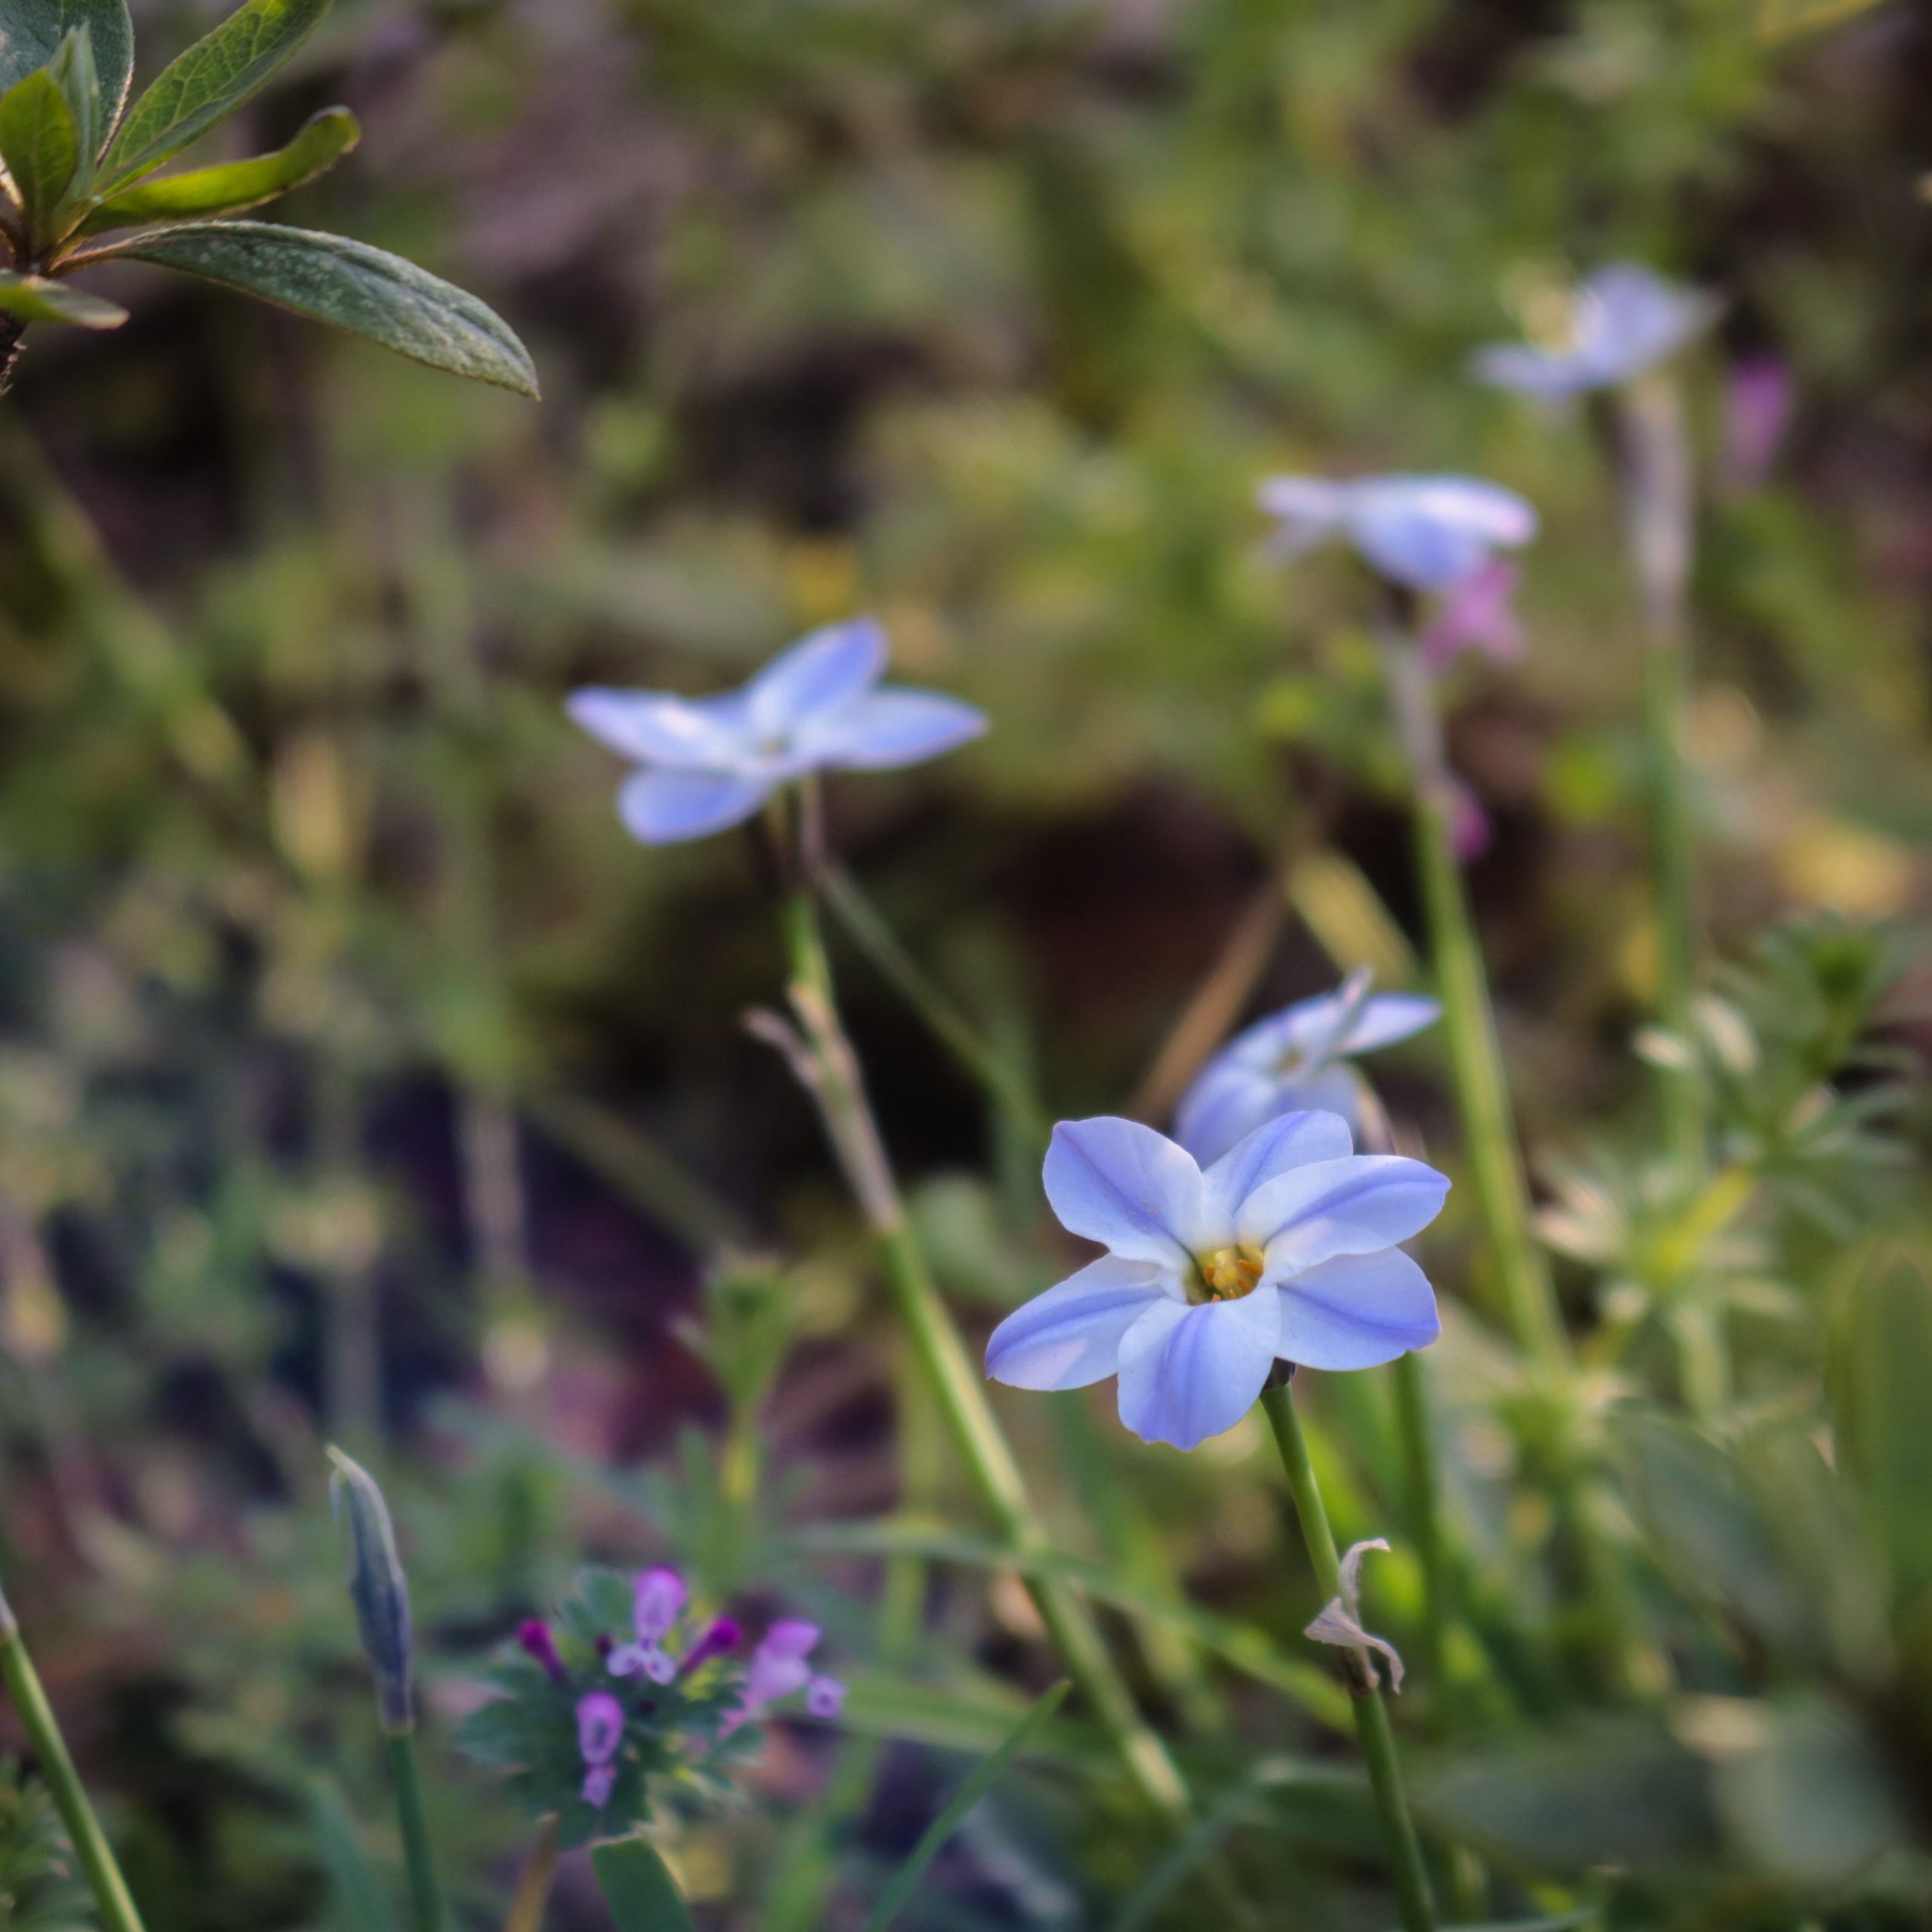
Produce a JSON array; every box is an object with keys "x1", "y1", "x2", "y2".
[
  {"x1": 1418, "y1": 558, "x2": 1526, "y2": 673},
  {"x1": 679, "y1": 1616, "x2": 741, "y2": 1675},
  {"x1": 986, "y1": 1113, "x2": 1450, "y2": 1452},
  {"x1": 1175, "y1": 970, "x2": 1440, "y2": 1168},
  {"x1": 1257, "y1": 474, "x2": 1537, "y2": 593},
  {"x1": 804, "y1": 1675, "x2": 848, "y2": 1721},
  {"x1": 608, "y1": 1567, "x2": 686, "y2": 1684},
  {"x1": 724, "y1": 1620, "x2": 836, "y2": 1731},
  {"x1": 516, "y1": 1618, "x2": 567, "y2": 1685},
  {"x1": 1474, "y1": 263, "x2": 1719, "y2": 398},
  {"x1": 576, "y1": 1689, "x2": 625, "y2": 1807},
  {"x1": 568, "y1": 618, "x2": 988, "y2": 845},
  {"x1": 1719, "y1": 355, "x2": 1793, "y2": 496}
]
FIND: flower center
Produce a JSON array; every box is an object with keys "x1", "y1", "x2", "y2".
[{"x1": 1192, "y1": 1244, "x2": 1266, "y2": 1304}]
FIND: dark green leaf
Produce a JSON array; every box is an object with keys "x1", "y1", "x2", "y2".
[
  {"x1": 45, "y1": 23, "x2": 94, "y2": 183},
  {"x1": 862, "y1": 1681, "x2": 1069, "y2": 1932},
  {"x1": 0, "y1": 266, "x2": 122, "y2": 324},
  {"x1": 102, "y1": 220, "x2": 538, "y2": 394},
  {"x1": 100, "y1": 0, "x2": 332, "y2": 186},
  {"x1": 592, "y1": 1839, "x2": 696, "y2": 1932},
  {"x1": 1829, "y1": 1244, "x2": 1932, "y2": 1624},
  {"x1": 77, "y1": 105, "x2": 355, "y2": 232},
  {"x1": 0, "y1": 0, "x2": 130, "y2": 131},
  {"x1": 0, "y1": 68, "x2": 77, "y2": 220}
]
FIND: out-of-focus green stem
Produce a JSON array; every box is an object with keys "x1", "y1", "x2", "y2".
[
  {"x1": 1616, "y1": 375, "x2": 1704, "y2": 1175},
  {"x1": 0, "y1": 1580, "x2": 148, "y2": 1932},
  {"x1": 385, "y1": 1730, "x2": 444, "y2": 1932},
  {"x1": 768, "y1": 886, "x2": 1191, "y2": 1823},
  {"x1": 502, "y1": 1816, "x2": 558, "y2": 1932},
  {"x1": 1389, "y1": 1354, "x2": 1446, "y2": 1694},
  {"x1": 1259, "y1": 1384, "x2": 1435, "y2": 1932}
]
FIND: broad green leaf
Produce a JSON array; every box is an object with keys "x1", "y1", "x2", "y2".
[
  {"x1": 0, "y1": 265, "x2": 122, "y2": 324},
  {"x1": 103, "y1": 220, "x2": 539, "y2": 395},
  {"x1": 591, "y1": 1840, "x2": 695, "y2": 1932},
  {"x1": 0, "y1": 0, "x2": 131, "y2": 131},
  {"x1": 1829, "y1": 1245, "x2": 1932, "y2": 1627},
  {"x1": 862, "y1": 1681, "x2": 1069, "y2": 1932},
  {"x1": 77, "y1": 106, "x2": 355, "y2": 233},
  {"x1": 100, "y1": 0, "x2": 332, "y2": 186},
  {"x1": 0, "y1": 69, "x2": 78, "y2": 220}
]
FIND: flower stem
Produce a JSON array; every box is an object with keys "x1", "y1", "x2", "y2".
[
  {"x1": 502, "y1": 1817, "x2": 559, "y2": 1932},
  {"x1": 771, "y1": 885, "x2": 1192, "y2": 1823},
  {"x1": 1259, "y1": 1383, "x2": 1435, "y2": 1932},
  {"x1": 385, "y1": 1730, "x2": 445, "y2": 1932},
  {"x1": 1616, "y1": 375, "x2": 1704, "y2": 1174},
  {"x1": 1389, "y1": 1353, "x2": 1447, "y2": 1694},
  {"x1": 0, "y1": 1580, "x2": 148, "y2": 1932}
]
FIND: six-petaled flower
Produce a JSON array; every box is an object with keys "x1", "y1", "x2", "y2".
[
  {"x1": 986, "y1": 1114, "x2": 1449, "y2": 1451},
  {"x1": 1176, "y1": 971, "x2": 1440, "y2": 1167},
  {"x1": 1257, "y1": 474, "x2": 1537, "y2": 592},
  {"x1": 1473, "y1": 263, "x2": 1718, "y2": 398},
  {"x1": 568, "y1": 618, "x2": 986, "y2": 844}
]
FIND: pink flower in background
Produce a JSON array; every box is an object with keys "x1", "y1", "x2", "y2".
[
  {"x1": 1719, "y1": 355, "x2": 1793, "y2": 496},
  {"x1": 1447, "y1": 780, "x2": 1493, "y2": 864},
  {"x1": 1419, "y1": 559, "x2": 1527, "y2": 672}
]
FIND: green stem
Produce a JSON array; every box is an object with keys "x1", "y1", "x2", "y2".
[
  {"x1": 1259, "y1": 1384, "x2": 1435, "y2": 1932},
  {"x1": 1616, "y1": 375, "x2": 1705, "y2": 1175},
  {"x1": 386, "y1": 1730, "x2": 445, "y2": 1932},
  {"x1": 1389, "y1": 1354, "x2": 1446, "y2": 1696},
  {"x1": 0, "y1": 1583, "x2": 148, "y2": 1932},
  {"x1": 770, "y1": 886, "x2": 1192, "y2": 1824}
]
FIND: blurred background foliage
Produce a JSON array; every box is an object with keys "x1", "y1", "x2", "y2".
[{"x1": 3, "y1": 0, "x2": 1932, "y2": 1925}]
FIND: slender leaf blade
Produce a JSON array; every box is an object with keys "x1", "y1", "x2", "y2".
[
  {"x1": 78, "y1": 105, "x2": 355, "y2": 232},
  {"x1": 105, "y1": 219, "x2": 539, "y2": 394},
  {"x1": 100, "y1": 0, "x2": 331, "y2": 185},
  {"x1": 45, "y1": 23, "x2": 95, "y2": 185},
  {"x1": 0, "y1": 0, "x2": 130, "y2": 129},
  {"x1": 304, "y1": 1777, "x2": 398, "y2": 1932},
  {"x1": 862, "y1": 1681, "x2": 1069, "y2": 1932},
  {"x1": 591, "y1": 1840, "x2": 696, "y2": 1932},
  {"x1": 0, "y1": 68, "x2": 77, "y2": 220},
  {"x1": 0, "y1": 265, "x2": 122, "y2": 324}
]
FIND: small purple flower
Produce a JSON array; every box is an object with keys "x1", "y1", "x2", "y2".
[
  {"x1": 1176, "y1": 971, "x2": 1439, "y2": 1168},
  {"x1": 724, "y1": 1621, "x2": 832, "y2": 1731},
  {"x1": 986, "y1": 1113, "x2": 1448, "y2": 1451},
  {"x1": 1473, "y1": 263, "x2": 1719, "y2": 398},
  {"x1": 516, "y1": 1619, "x2": 567, "y2": 1684},
  {"x1": 680, "y1": 1616, "x2": 742, "y2": 1674},
  {"x1": 608, "y1": 1567, "x2": 686, "y2": 1683},
  {"x1": 1418, "y1": 558, "x2": 1526, "y2": 672},
  {"x1": 577, "y1": 1690, "x2": 624, "y2": 1769},
  {"x1": 582, "y1": 1763, "x2": 616, "y2": 1808},
  {"x1": 804, "y1": 1675, "x2": 848, "y2": 1721},
  {"x1": 568, "y1": 619, "x2": 987, "y2": 844},
  {"x1": 1719, "y1": 355, "x2": 1792, "y2": 496},
  {"x1": 1257, "y1": 475, "x2": 1537, "y2": 592}
]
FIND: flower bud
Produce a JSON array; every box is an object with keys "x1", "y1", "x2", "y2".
[{"x1": 326, "y1": 1446, "x2": 415, "y2": 1733}]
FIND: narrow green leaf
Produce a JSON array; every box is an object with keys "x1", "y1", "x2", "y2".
[
  {"x1": 100, "y1": 219, "x2": 538, "y2": 395},
  {"x1": 45, "y1": 24, "x2": 96, "y2": 186},
  {"x1": 0, "y1": 69, "x2": 78, "y2": 220},
  {"x1": 77, "y1": 105, "x2": 355, "y2": 233},
  {"x1": 591, "y1": 1840, "x2": 696, "y2": 1932},
  {"x1": 0, "y1": 0, "x2": 131, "y2": 133},
  {"x1": 862, "y1": 1681, "x2": 1069, "y2": 1932},
  {"x1": 100, "y1": 0, "x2": 332, "y2": 186},
  {"x1": 0, "y1": 265, "x2": 122, "y2": 324},
  {"x1": 304, "y1": 1777, "x2": 398, "y2": 1932}
]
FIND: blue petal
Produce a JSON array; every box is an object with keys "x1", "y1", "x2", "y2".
[
  {"x1": 799, "y1": 689, "x2": 989, "y2": 771},
  {"x1": 1200, "y1": 1109, "x2": 1354, "y2": 1226},
  {"x1": 1115, "y1": 1292, "x2": 1279, "y2": 1451},
  {"x1": 1276, "y1": 1249, "x2": 1440, "y2": 1369},
  {"x1": 617, "y1": 768, "x2": 773, "y2": 844},
  {"x1": 1239, "y1": 1155, "x2": 1450, "y2": 1270},
  {"x1": 1350, "y1": 478, "x2": 1538, "y2": 592},
  {"x1": 568, "y1": 687, "x2": 752, "y2": 769},
  {"x1": 1043, "y1": 1118, "x2": 1207, "y2": 1266},
  {"x1": 984, "y1": 1256, "x2": 1171, "y2": 1391},
  {"x1": 1471, "y1": 340, "x2": 1593, "y2": 398},
  {"x1": 1582, "y1": 263, "x2": 1717, "y2": 382},
  {"x1": 1256, "y1": 475, "x2": 1354, "y2": 557},
  {"x1": 1174, "y1": 1063, "x2": 1277, "y2": 1167},
  {"x1": 746, "y1": 620, "x2": 888, "y2": 737},
  {"x1": 1340, "y1": 994, "x2": 1441, "y2": 1054}
]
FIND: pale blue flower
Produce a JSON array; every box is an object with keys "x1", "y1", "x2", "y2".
[
  {"x1": 1257, "y1": 474, "x2": 1537, "y2": 592},
  {"x1": 568, "y1": 618, "x2": 987, "y2": 844},
  {"x1": 986, "y1": 1113, "x2": 1448, "y2": 1451},
  {"x1": 1177, "y1": 971, "x2": 1439, "y2": 1167},
  {"x1": 1473, "y1": 263, "x2": 1719, "y2": 398}
]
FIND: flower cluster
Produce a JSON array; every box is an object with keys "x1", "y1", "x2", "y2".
[{"x1": 457, "y1": 1567, "x2": 844, "y2": 1847}]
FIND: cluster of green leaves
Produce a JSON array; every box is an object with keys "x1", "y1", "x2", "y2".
[
  {"x1": 0, "y1": 0, "x2": 534, "y2": 390},
  {"x1": 454, "y1": 1568, "x2": 759, "y2": 1852},
  {"x1": 0, "y1": 1761, "x2": 88, "y2": 1932}
]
